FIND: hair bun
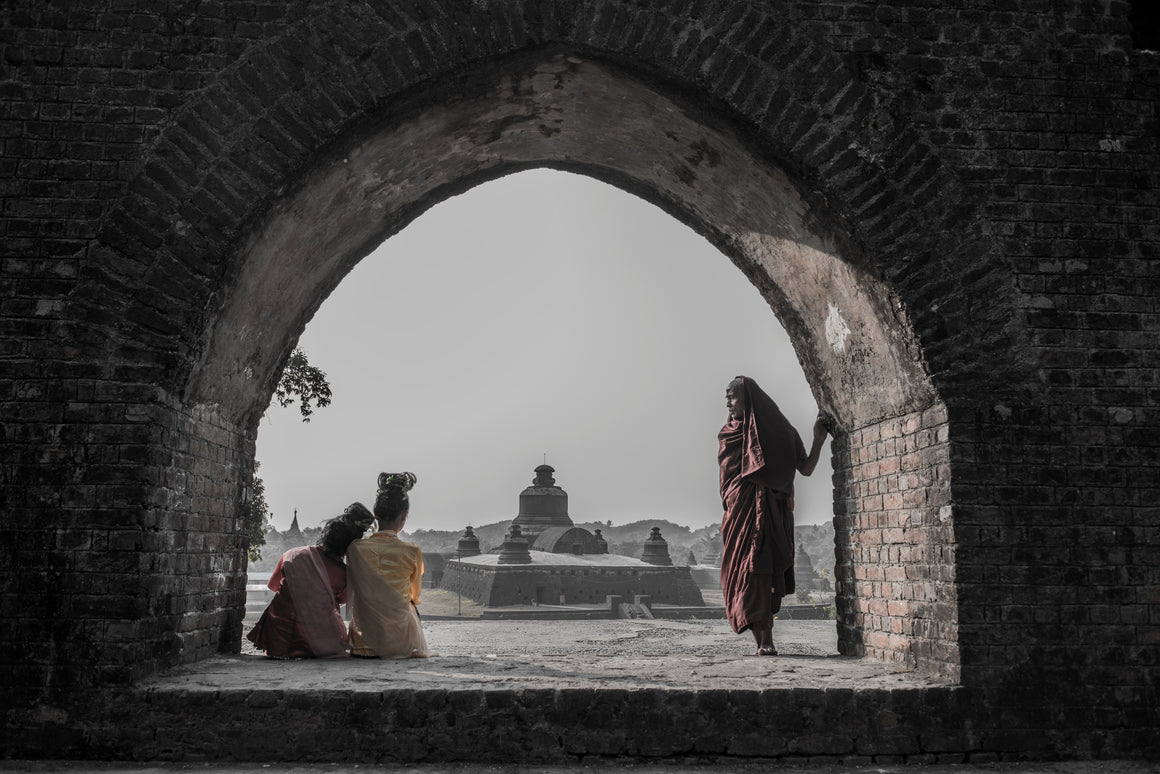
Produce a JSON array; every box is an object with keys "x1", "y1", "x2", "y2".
[
  {"x1": 342, "y1": 502, "x2": 375, "y2": 528},
  {"x1": 377, "y1": 472, "x2": 416, "y2": 494}
]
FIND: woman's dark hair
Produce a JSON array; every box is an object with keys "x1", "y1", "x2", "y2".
[
  {"x1": 374, "y1": 471, "x2": 416, "y2": 524},
  {"x1": 317, "y1": 517, "x2": 364, "y2": 557},
  {"x1": 343, "y1": 501, "x2": 375, "y2": 531}
]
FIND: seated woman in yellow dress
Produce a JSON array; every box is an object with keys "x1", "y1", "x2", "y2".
[{"x1": 346, "y1": 471, "x2": 431, "y2": 658}]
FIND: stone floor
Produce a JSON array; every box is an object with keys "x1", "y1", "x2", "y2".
[
  {"x1": 225, "y1": 617, "x2": 933, "y2": 692},
  {"x1": 17, "y1": 618, "x2": 1138, "y2": 766}
]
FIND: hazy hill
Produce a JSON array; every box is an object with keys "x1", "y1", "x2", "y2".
[
  {"x1": 406, "y1": 521, "x2": 509, "y2": 554},
  {"x1": 404, "y1": 518, "x2": 835, "y2": 577},
  {"x1": 253, "y1": 518, "x2": 836, "y2": 578}
]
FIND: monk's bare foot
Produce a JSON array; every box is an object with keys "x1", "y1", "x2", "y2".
[{"x1": 752, "y1": 626, "x2": 775, "y2": 655}]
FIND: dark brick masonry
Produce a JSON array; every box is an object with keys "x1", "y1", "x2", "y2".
[{"x1": 1, "y1": 0, "x2": 1157, "y2": 763}]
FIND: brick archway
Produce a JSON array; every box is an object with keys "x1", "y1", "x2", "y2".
[
  {"x1": 177, "y1": 48, "x2": 960, "y2": 675},
  {"x1": 41, "y1": 4, "x2": 1021, "y2": 687},
  {"x1": 76, "y1": 4, "x2": 1029, "y2": 414},
  {"x1": 75, "y1": 8, "x2": 1016, "y2": 683},
  {"x1": 7, "y1": 0, "x2": 1154, "y2": 762}
]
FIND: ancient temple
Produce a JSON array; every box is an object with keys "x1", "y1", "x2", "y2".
[{"x1": 440, "y1": 465, "x2": 705, "y2": 608}]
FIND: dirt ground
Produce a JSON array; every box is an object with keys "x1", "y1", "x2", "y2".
[{"x1": 242, "y1": 586, "x2": 839, "y2": 660}]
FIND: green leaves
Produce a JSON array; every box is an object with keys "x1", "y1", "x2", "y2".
[
  {"x1": 248, "y1": 349, "x2": 334, "y2": 562},
  {"x1": 272, "y1": 348, "x2": 332, "y2": 422},
  {"x1": 246, "y1": 461, "x2": 271, "y2": 563}
]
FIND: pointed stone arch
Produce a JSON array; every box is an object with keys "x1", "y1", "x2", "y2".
[
  {"x1": 58, "y1": 2, "x2": 1032, "y2": 683},
  {"x1": 78, "y1": 4, "x2": 1030, "y2": 410}
]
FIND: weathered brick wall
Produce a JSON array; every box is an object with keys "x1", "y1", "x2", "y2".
[
  {"x1": 778, "y1": 0, "x2": 1159, "y2": 754},
  {"x1": 1, "y1": 0, "x2": 1157, "y2": 761},
  {"x1": 833, "y1": 404, "x2": 955, "y2": 680},
  {"x1": 10, "y1": 680, "x2": 975, "y2": 764},
  {"x1": 1, "y1": 393, "x2": 249, "y2": 692},
  {"x1": 159, "y1": 404, "x2": 252, "y2": 665}
]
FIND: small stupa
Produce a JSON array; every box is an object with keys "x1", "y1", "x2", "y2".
[
  {"x1": 795, "y1": 543, "x2": 831, "y2": 591},
  {"x1": 701, "y1": 532, "x2": 723, "y2": 568},
  {"x1": 456, "y1": 526, "x2": 481, "y2": 557},
  {"x1": 497, "y1": 524, "x2": 532, "y2": 564},
  {"x1": 592, "y1": 529, "x2": 609, "y2": 554},
  {"x1": 640, "y1": 527, "x2": 673, "y2": 566}
]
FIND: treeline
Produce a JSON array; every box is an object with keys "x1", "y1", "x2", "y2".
[
  {"x1": 405, "y1": 519, "x2": 836, "y2": 577},
  {"x1": 253, "y1": 518, "x2": 836, "y2": 578}
]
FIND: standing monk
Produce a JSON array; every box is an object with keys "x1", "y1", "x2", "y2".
[{"x1": 719, "y1": 375, "x2": 829, "y2": 656}]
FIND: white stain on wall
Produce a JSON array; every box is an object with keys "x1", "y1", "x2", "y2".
[{"x1": 825, "y1": 303, "x2": 851, "y2": 353}]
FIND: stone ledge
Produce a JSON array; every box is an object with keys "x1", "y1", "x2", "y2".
[
  {"x1": 146, "y1": 649, "x2": 947, "y2": 694},
  {"x1": 5, "y1": 619, "x2": 967, "y2": 763},
  {"x1": 114, "y1": 653, "x2": 961, "y2": 763}
]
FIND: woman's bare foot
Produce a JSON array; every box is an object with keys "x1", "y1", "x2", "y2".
[{"x1": 756, "y1": 644, "x2": 778, "y2": 656}]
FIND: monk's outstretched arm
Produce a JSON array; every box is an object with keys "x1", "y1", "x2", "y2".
[{"x1": 797, "y1": 416, "x2": 830, "y2": 477}]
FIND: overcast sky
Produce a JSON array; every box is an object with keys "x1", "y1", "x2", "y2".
[{"x1": 254, "y1": 169, "x2": 833, "y2": 534}]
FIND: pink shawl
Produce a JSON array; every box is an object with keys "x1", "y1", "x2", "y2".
[{"x1": 279, "y1": 545, "x2": 349, "y2": 658}]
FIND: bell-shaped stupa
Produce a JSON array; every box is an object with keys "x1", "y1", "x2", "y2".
[{"x1": 510, "y1": 464, "x2": 571, "y2": 542}]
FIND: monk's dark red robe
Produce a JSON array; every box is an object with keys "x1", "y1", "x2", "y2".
[{"x1": 718, "y1": 376, "x2": 807, "y2": 634}]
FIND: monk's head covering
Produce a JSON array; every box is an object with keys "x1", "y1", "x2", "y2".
[{"x1": 720, "y1": 375, "x2": 804, "y2": 494}]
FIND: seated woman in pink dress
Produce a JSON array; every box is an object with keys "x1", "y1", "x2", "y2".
[
  {"x1": 247, "y1": 504, "x2": 374, "y2": 659},
  {"x1": 347, "y1": 472, "x2": 431, "y2": 659}
]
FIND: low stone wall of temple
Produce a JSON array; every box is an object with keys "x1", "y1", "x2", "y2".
[
  {"x1": 435, "y1": 561, "x2": 497, "y2": 605},
  {"x1": 440, "y1": 562, "x2": 705, "y2": 607}
]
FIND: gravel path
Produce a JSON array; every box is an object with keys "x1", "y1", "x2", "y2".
[
  {"x1": 421, "y1": 617, "x2": 838, "y2": 658},
  {"x1": 240, "y1": 613, "x2": 838, "y2": 659}
]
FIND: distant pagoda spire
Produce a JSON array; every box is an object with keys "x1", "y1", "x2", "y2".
[{"x1": 286, "y1": 509, "x2": 303, "y2": 541}]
